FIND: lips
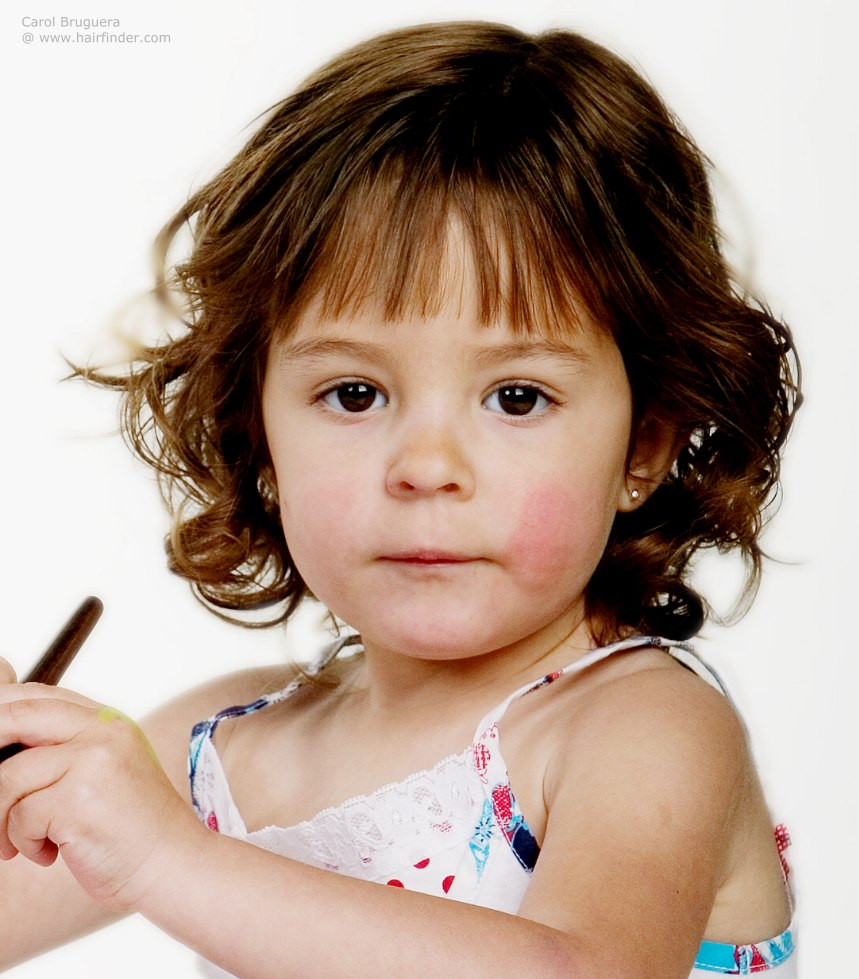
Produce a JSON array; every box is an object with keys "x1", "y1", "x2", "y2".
[{"x1": 379, "y1": 550, "x2": 479, "y2": 565}]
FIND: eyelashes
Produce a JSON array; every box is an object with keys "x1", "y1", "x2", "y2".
[
  {"x1": 482, "y1": 385, "x2": 552, "y2": 417},
  {"x1": 317, "y1": 380, "x2": 557, "y2": 418},
  {"x1": 320, "y1": 382, "x2": 388, "y2": 413}
]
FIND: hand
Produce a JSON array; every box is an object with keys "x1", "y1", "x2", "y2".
[
  {"x1": 0, "y1": 658, "x2": 16, "y2": 685},
  {"x1": 0, "y1": 684, "x2": 207, "y2": 912}
]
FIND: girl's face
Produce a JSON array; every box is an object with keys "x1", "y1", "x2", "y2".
[{"x1": 263, "y1": 283, "x2": 648, "y2": 664}]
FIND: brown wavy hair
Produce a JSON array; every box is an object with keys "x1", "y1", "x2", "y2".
[{"x1": 84, "y1": 22, "x2": 800, "y2": 642}]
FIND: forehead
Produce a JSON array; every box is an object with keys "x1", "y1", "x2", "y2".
[
  {"x1": 270, "y1": 167, "x2": 599, "y2": 345},
  {"x1": 272, "y1": 264, "x2": 620, "y2": 374},
  {"x1": 269, "y1": 221, "x2": 631, "y2": 388}
]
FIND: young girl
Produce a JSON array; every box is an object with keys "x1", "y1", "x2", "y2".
[{"x1": 0, "y1": 21, "x2": 799, "y2": 977}]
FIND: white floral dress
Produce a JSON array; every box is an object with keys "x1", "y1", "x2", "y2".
[{"x1": 189, "y1": 636, "x2": 796, "y2": 977}]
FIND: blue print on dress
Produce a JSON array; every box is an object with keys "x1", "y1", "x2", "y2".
[
  {"x1": 469, "y1": 798, "x2": 494, "y2": 881},
  {"x1": 491, "y1": 783, "x2": 540, "y2": 872},
  {"x1": 188, "y1": 696, "x2": 282, "y2": 814},
  {"x1": 694, "y1": 927, "x2": 794, "y2": 973}
]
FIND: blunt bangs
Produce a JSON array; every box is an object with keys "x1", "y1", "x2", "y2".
[
  {"x1": 277, "y1": 159, "x2": 589, "y2": 338},
  {"x1": 254, "y1": 33, "x2": 609, "y2": 339}
]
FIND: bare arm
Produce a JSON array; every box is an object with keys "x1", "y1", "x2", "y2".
[
  {"x1": 0, "y1": 659, "x2": 291, "y2": 970},
  {"x1": 0, "y1": 657, "x2": 114, "y2": 969},
  {"x1": 0, "y1": 660, "x2": 749, "y2": 977},
  {"x1": 140, "y1": 668, "x2": 749, "y2": 978},
  {"x1": 517, "y1": 667, "x2": 749, "y2": 975}
]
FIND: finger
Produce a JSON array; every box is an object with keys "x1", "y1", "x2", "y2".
[
  {"x1": 7, "y1": 787, "x2": 61, "y2": 867},
  {"x1": 0, "y1": 681, "x2": 100, "y2": 710},
  {"x1": 8, "y1": 784, "x2": 63, "y2": 867},
  {"x1": 0, "y1": 658, "x2": 17, "y2": 685},
  {"x1": 18, "y1": 832, "x2": 59, "y2": 868},
  {"x1": 0, "y1": 697, "x2": 98, "y2": 756},
  {"x1": 0, "y1": 744, "x2": 69, "y2": 862}
]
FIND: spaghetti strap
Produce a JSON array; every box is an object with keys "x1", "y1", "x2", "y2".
[{"x1": 469, "y1": 635, "x2": 727, "y2": 743}]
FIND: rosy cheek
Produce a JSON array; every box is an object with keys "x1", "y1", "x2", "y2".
[
  {"x1": 506, "y1": 485, "x2": 607, "y2": 588},
  {"x1": 279, "y1": 473, "x2": 365, "y2": 581}
]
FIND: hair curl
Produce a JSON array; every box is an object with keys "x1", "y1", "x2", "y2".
[{"x1": 84, "y1": 22, "x2": 800, "y2": 642}]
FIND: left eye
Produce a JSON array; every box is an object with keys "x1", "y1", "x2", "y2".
[
  {"x1": 483, "y1": 385, "x2": 550, "y2": 416},
  {"x1": 321, "y1": 383, "x2": 388, "y2": 413}
]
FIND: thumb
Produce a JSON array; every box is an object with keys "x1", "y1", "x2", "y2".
[{"x1": 0, "y1": 657, "x2": 18, "y2": 685}]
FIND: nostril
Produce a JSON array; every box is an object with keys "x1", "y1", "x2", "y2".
[
  {"x1": 385, "y1": 435, "x2": 475, "y2": 498},
  {"x1": 391, "y1": 478, "x2": 461, "y2": 496}
]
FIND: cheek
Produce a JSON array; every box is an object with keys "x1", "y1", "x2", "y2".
[
  {"x1": 277, "y1": 469, "x2": 367, "y2": 588},
  {"x1": 506, "y1": 485, "x2": 614, "y2": 589}
]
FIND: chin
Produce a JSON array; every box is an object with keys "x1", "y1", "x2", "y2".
[{"x1": 360, "y1": 611, "x2": 531, "y2": 662}]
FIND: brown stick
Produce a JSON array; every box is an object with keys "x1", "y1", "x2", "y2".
[
  {"x1": 0, "y1": 596, "x2": 103, "y2": 762},
  {"x1": 23, "y1": 596, "x2": 103, "y2": 684}
]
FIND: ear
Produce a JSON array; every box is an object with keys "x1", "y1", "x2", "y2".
[{"x1": 618, "y1": 417, "x2": 686, "y2": 513}]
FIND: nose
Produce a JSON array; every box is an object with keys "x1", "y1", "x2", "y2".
[{"x1": 385, "y1": 420, "x2": 476, "y2": 501}]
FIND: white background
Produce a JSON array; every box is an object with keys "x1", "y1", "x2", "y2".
[{"x1": 1, "y1": 0, "x2": 855, "y2": 974}]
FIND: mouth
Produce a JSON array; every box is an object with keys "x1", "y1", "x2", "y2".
[{"x1": 379, "y1": 551, "x2": 480, "y2": 566}]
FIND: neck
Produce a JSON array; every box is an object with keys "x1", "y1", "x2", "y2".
[{"x1": 352, "y1": 609, "x2": 598, "y2": 718}]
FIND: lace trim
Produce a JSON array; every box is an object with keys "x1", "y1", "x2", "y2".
[
  {"x1": 190, "y1": 635, "x2": 692, "y2": 868},
  {"x1": 246, "y1": 748, "x2": 487, "y2": 879}
]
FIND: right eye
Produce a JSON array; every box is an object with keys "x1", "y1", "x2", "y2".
[{"x1": 320, "y1": 382, "x2": 388, "y2": 413}]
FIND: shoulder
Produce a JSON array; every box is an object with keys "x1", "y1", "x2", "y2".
[
  {"x1": 534, "y1": 649, "x2": 754, "y2": 897},
  {"x1": 545, "y1": 651, "x2": 749, "y2": 808},
  {"x1": 516, "y1": 652, "x2": 755, "y2": 969},
  {"x1": 505, "y1": 647, "x2": 749, "y2": 846},
  {"x1": 139, "y1": 663, "x2": 300, "y2": 801}
]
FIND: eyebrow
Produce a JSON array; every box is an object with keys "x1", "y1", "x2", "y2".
[
  {"x1": 471, "y1": 339, "x2": 590, "y2": 367},
  {"x1": 272, "y1": 338, "x2": 391, "y2": 366},
  {"x1": 272, "y1": 335, "x2": 590, "y2": 367}
]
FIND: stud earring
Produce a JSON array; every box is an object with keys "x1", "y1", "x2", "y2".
[{"x1": 629, "y1": 488, "x2": 641, "y2": 501}]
